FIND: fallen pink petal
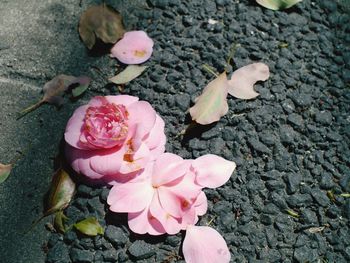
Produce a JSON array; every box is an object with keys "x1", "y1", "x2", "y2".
[
  {"x1": 183, "y1": 225, "x2": 231, "y2": 263},
  {"x1": 191, "y1": 154, "x2": 236, "y2": 188},
  {"x1": 110, "y1": 30, "x2": 154, "y2": 64},
  {"x1": 228, "y1": 62, "x2": 270, "y2": 99}
]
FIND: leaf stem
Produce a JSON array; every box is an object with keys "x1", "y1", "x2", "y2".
[
  {"x1": 225, "y1": 43, "x2": 240, "y2": 71},
  {"x1": 17, "y1": 100, "x2": 44, "y2": 120},
  {"x1": 202, "y1": 64, "x2": 219, "y2": 77}
]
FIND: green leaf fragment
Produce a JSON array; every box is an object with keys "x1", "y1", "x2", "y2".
[
  {"x1": 74, "y1": 217, "x2": 104, "y2": 236},
  {"x1": 327, "y1": 190, "x2": 336, "y2": 202},
  {"x1": 256, "y1": 0, "x2": 302, "y2": 10},
  {"x1": 54, "y1": 211, "x2": 69, "y2": 233},
  {"x1": 72, "y1": 76, "x2": 91, "y2": 97},
  {"x1": 109, "y1": 65, "x2": 148, "y2": 84},
  {"x1": 0, "y1": 163, "x2": 12, "y2": 184},
  {"x1": 286, "y1": 209, "x2": 299, "y2": 218},
  {"x1": 278, "y1": 42, "x2": 289, "y2": 48},
  {"x1": 340, "y1": 193, "x2": 350, "y2": 198}
]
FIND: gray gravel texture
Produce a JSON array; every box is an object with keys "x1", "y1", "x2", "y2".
[{"x1": 1, "y1": 0, "x2": 349, "y2": 262}]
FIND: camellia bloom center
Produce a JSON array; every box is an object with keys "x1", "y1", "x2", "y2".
[{"x1": 83, "y1": 101, "x2": 129, "y2": 148}]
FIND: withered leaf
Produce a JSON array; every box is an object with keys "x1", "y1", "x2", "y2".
[
  {"x1": 18, "y1": 75, "x2": 90, "y2": 119},
  {"x1": 74, "y1": 217, "x2": 104, "y2": 236},
  {"x1": 79, "y1": 4, "x2": 125, "y2": 49},
  {"x1": 307, "y1": 226, "x2": 326, "y2": 234},
  {"x1": 29, "y1": 169, "x2": 75, "y2": 232},
  {"x1": 189, "y1": 72, "x2": 229, "y2": 125},
  {"x1": 0, "y1": 163, "x2": 12, "y2": 184},
  {"x1": 109, "y1": 65, "x2": 148, "y2": 84},
  {"x1": 45, "y1": 168, "x2": 76, "y2": 216}
]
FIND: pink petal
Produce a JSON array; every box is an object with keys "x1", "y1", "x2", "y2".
[
  {"x1": 65, "y1": 145, "x2": 105, "y2": 180},
  {"x1": 128, "y1": 206, "x2": 166, "y2": 236},
  {"x1": 144, "y1": 114, "x2": 166, "y2": 159},
  {"x1": 152, "y1": 153, "x2": 189, "y2": 186},
  {"x1": 192, "y1": 155, "x2": 236, "y2": 188},
  {"x1": 105, "y1": 95, "x2": 139, "y2": 107},
  {"x1": 107, "y1": 181, "x2": 154, "y2": 213},
  {"x1": 181, "y1": 192, "x2": 208, "y2": 230},
  {"x1": 157, "y1": 187, "x2": 183, "y2": 218},
  {"x1": 183, "y1": 226, "x2": 231, "y2": 263},
  {"x1": 64, "y1": 105, "x2": 89, "y2": 149},
  {"x1": 194, "y1": 191, "x2": 208, "y2": 216},
  {"x1": 127, "y1": 101, "x2": 157, "y2": 150},
  {"x1": 89, "y1": 145, "x2": 126, "y2": 176},
  {"x1": 149, "y1": 193, "x2": 182, "y2": 235},
  {"x1": 119, "y1": 142, "x2": 151, "y2": 174},
  {"x1": 181, "y1": 207, "x2": 197, "y2": 230},
  {"x1": 168, "y1": 169, "x2": 202, "y2": 201},
  {"x1": 228, "y1": 62, "x2": 270, "y2": 99},
  {"x1": 110, "y1": 31, "x2": 154, "y2": 64}
]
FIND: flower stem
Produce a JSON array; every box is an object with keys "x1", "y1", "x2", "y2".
[{"x1": 17, "y1": 100, "x2": 44, "y2": 120}]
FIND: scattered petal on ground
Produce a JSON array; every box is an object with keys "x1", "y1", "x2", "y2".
[
  {"x1": 189, "y1": 72, "x2": 229, "y2": 125},
  {"x1": 227, "y1": 62, "x2": 269, "y2": 99},
  {"x1": 183, "y1": 225, "x2": 231, "y2": 263},
  {"x1": 111, "y1": 31, "x2": 154, "y2": 64}
]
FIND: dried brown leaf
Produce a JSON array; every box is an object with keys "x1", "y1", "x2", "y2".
[
  {"x1": 79, "y1": 4, "x2": 125, "y2": 49},
  {"x1": 18, "y1": 75, "x2": 90, "y2": 119}
]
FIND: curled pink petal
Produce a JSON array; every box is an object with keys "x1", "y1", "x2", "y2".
[
  {"x1": 183, "y1": 225, "x2": 231, "y2": 263},
  {"x1": 144, "y1": 114, "x2": 166, "y2": 157},
  {"x1": 127, "y1": 101, "x2": 157, "y2": 151},
  {"x1": 192, "y1": 155, "x2": 236, "y2": 188},
  {"x1": 194, "y1": 191, "x2": 208, "y2": 216},
  {"x1": 111, "y1": 31, "x2": 154, "y2": 64},
  {"x1": 64, "y1": 105, "x2": 89, "y2": 149},
  {"x1": 228, "y1": 62, "x2": 270, "y2": 99}
]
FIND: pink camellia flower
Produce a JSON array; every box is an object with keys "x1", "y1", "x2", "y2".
[
  {"x1": 64, "y1": 95, "x2": 166, "y2": 183},
  {"x1": 111, "y1": 31, "x2": 154, "y2": 64},
  {"x1": 107, "y1": 153, "x2": 236, "y2": 235}
]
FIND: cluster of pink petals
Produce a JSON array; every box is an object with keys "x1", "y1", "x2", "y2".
[
  {"x1": 111, "y1": 31, "x2": 154, "y2": 64},
  {"x1": 107, "y1": 153, "x2": 236, "y2": 263},
  {"x1": 64, "y1": 95, "x2": 166, "y2": 184},
  {"x1": 65, "y1": 95, "x2": 236, "y2": 263}
]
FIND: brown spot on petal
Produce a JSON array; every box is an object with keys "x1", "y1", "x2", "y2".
[
  {"x1": 134, "y1": 50, "x2": 146, "y2": 57},
  {"x1": 181, "y1": 199, "x2": 190, "y2": 209},
  {"x1": 123, "y1": 153, "x2": 133, "y2": 162}
]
